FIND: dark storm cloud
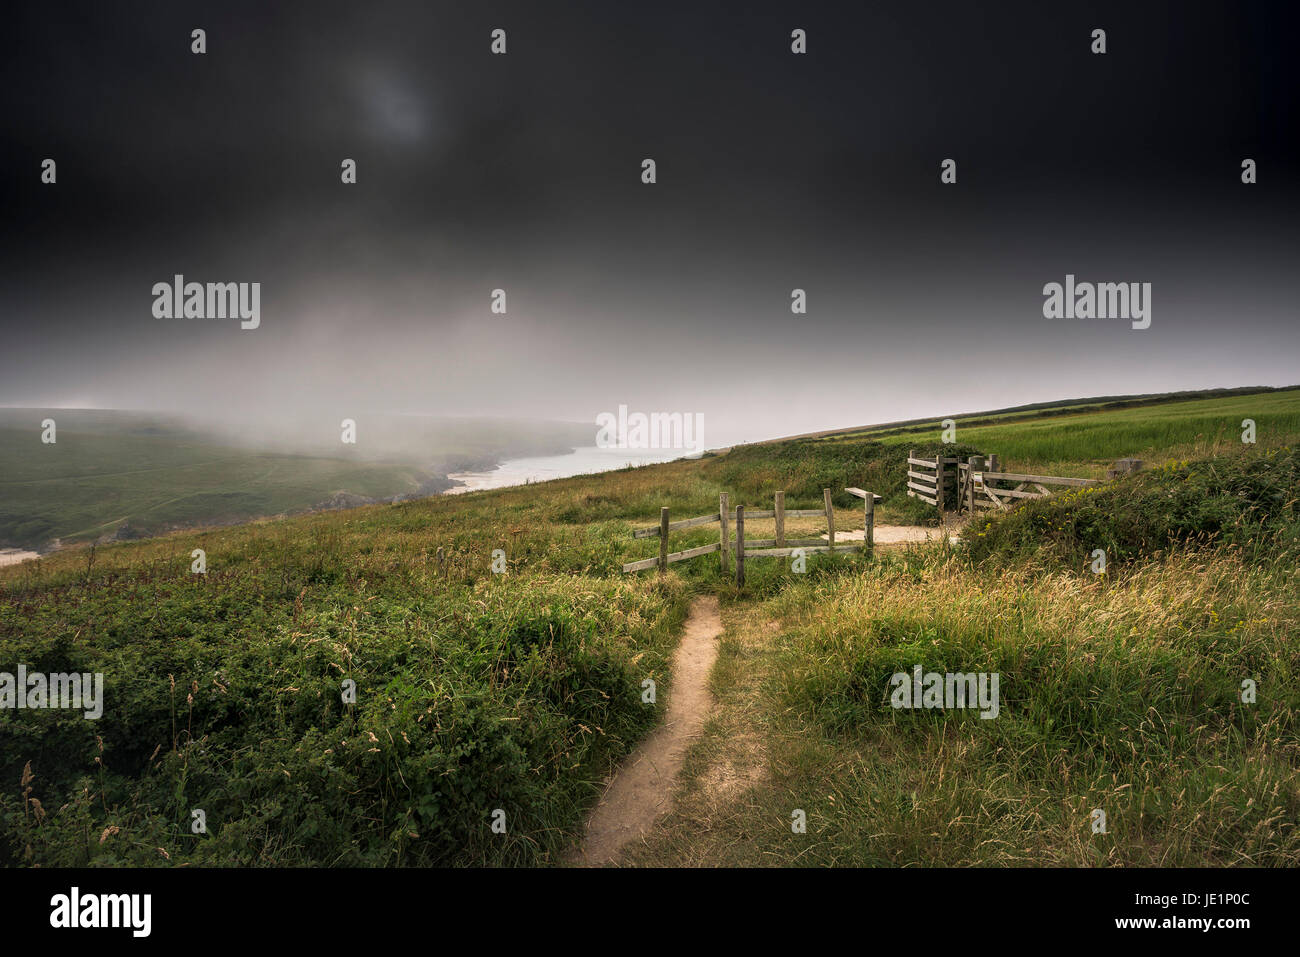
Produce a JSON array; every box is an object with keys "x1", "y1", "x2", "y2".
[{"x1": 1, "y1": 1, "x2": 1296, "y2": 445}]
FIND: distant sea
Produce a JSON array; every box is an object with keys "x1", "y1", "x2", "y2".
[{"x1": 444, "y1": 445, "x2": 700, "y2": 494}]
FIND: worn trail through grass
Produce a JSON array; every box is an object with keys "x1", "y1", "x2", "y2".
[{"x1": 578, "y1": 596, "x2": 722, "y2": 865}]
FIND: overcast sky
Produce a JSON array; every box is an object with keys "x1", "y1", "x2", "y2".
[{"x1": 1, "y1": 1, "x2": 1296, "y2": 447}]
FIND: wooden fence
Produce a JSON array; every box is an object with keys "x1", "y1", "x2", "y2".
[
  {"x1": 909, "y1": 450, "x2": 1114, "y2": 516},
  {"x1": 623, "y1": 487, "x2": 880, "y2": 583}
]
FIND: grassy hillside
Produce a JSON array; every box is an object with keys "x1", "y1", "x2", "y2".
[
  {"x1": 1, "y1": 388, "x2": 1297, "y2": 866},
  {"x1": 0, "y1": 410, "x2": 590, "y2": 550},
  {"x1": 824, "y1": 385, "x2": 1299, "y2": 444},
  {"x1": 866, "y1": 389, "x2": 1300, "y2": 476},
  {"x1": 0, "y1": 493, "x2": 692, "y2": 865}
]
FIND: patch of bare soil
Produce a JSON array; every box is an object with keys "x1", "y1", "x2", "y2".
[
  {"x1": 823, "y1": 524, "x2": 962, "y2": 545},
  {"x1": 699, "y1": 743, "x2": 768, "y2": 803}
]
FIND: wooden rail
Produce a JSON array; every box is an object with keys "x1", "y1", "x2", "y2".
[
  {"x1": 623, "y1": 487, "x2": 878, "y2": 577},
  {"x1": 623, "y1": 502, "x2": 726, "y2": 573},
  {"x1": 632, "y1": 512, "x2": 721, "y2": 538},
  {"x1": 728, "y1": 487, "x2": 876, "y2": 584}
]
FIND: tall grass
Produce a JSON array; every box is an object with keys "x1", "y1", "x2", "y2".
[{"x1": 750, "y1": 544, "x2": 1299, "y2": 865}]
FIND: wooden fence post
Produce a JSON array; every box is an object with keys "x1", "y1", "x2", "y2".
[
  {"x1": 823, "y1": 488, "x2": 835, "y2": 552},
  {"x1": 967, "y1": 456, "x2": 983, "y2": 514},
  {"x1": 719, "y1": 493, "x2": 730, "y2": 573},
  {"x1": 735, "y1": 505, "x2": 745, "y2": 587},
  {"x1": 934, "y1": 455, "x2": 946, "y2": 522},
  {"x1": 658, "y1": 507, "x2": 669, "y2": 574},
  {"x1": 774, "y1": 490, "x2": 785, "y2": 548},
  {"x1": 1107, "y1": 458, "x2": 1144, "y2": 478},
  {"x1": 864, "y1": 491, "x2": 874, "y2": 558}
]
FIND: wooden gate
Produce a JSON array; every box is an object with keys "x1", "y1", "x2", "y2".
[
  {"x1": 908, "y1": 452, "x2": 1113, "y2": 515},
  {"x1": 906, "y1": 449, "x2": 959, "y2": 517},
  {"x1": 966, "y1": 467, "x2": 1100, "y2": 512}
]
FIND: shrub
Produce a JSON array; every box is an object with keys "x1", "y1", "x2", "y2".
[{"x1": 964, "y1": 446, "x2": 1300, "y2": 569}]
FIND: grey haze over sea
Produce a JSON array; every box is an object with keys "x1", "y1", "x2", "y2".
[{"x1": 445, "y1": 446, "x2": 701, "y2": 494}]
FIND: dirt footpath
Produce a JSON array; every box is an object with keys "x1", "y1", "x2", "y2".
[
  {"x1": 823, "y1": 524, "x2": 962, "y2": 545},
  {"x1": 577, "y1": 595, "x2": 722, "y2": 865}
]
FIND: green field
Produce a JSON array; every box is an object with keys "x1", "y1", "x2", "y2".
[
  {"x1": 1, "y1": 387, "x2": 1297, "y2": 866},
  {"x1": 855, "y1": 388, "x2": 1300, "y2": 476}
]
